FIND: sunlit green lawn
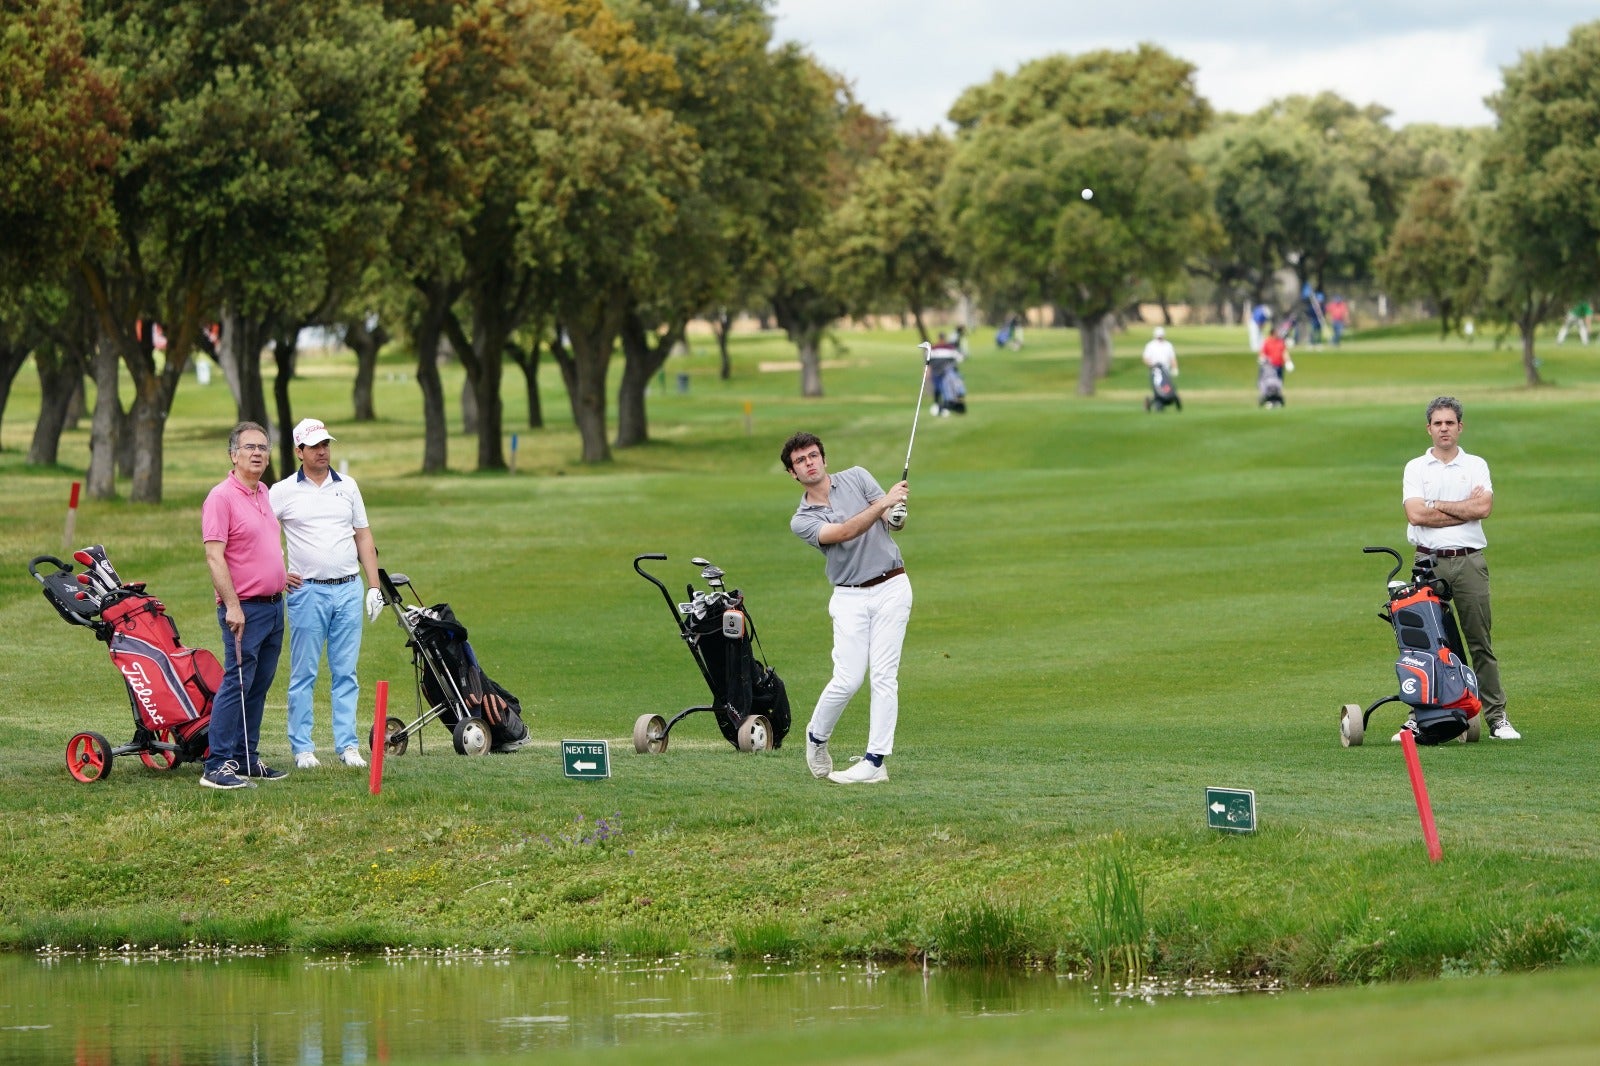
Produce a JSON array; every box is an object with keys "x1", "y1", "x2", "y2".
[{"x1": 2, "y1": 320, "x2": 1598, "y2": 990}]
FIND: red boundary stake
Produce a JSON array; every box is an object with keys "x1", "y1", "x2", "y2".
[
  {"x1": 1400, "y1": 730, "x2": 1443, "y2": 863},
  {"x1": 369, "y1": 680, "x2": 388, "y2": 795},
  {"x1": 63, "y1": 481, "x2": 81, "y2": 551}
]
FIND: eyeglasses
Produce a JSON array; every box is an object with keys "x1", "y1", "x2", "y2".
[{"x1": 235, "y1": 443, "x2": 270, "y2": 454}]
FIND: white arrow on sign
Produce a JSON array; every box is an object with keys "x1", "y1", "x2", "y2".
[
  {"x1": 1209, "y1": 802, "x2": 1227, "y2": 814},
  {"x1": 574, "y1": 760, "x2": 598, "y2": 771}
]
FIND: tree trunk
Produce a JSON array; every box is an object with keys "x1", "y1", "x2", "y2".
[
  {"x1": 345, "y1": 316, "x2": 387, "y2": 422},
  {"x1": 0, "y1": 341, "x2": 28, "y2": 450},
  {"x1": 711, "y1": 310, "x2": 732, "y2": 381},
  {"x1": 1519, "y1": 318, "x2": 1544, "y2": 387},
  {"x1": 29, "y1": 344, "x2": 86, "y2": 466},
  {"x1": 219, "y1": 309, "x2": 272, "y2": 428},
  {"x1": 412, "y1": 286, "x2": 452, "y2": 473},
  {"x1": 1094, "y1": 317, "x2": 1116, "y2": 379},
  {"x1": 506, "y1": 336, "x2": 543, "y2": 429},
  {"x1": 616, "y1": 311, "x2": 679, "y2": 449},
  {"x1": 1076, "y1": 314, "x2": 1105, "y2": 397},
  {"x1": 272, "y1": 324, "x2": 301, "y2": 482},
  {"x1": 128, "y1": 388, "x2": 168, "y2": 504},
  {"x1": 557, "y1": 293, "x2": 626, "y2": 464},
  {"x1": 911, "y1": 307, "x2": 929, "y2": 343},
  {"x1": 797, "y1": 329, "x2": 823, "y2": 397},
  {"x1": 86, "y1": 337, "x2": 123, "y2": 499}
]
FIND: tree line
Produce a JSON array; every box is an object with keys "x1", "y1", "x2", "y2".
[{"x1": 3, "y1": 3, "x2": 1597, "y2": 500}]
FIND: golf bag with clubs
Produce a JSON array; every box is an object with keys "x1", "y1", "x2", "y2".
[
  {"x1": 30, "y1": 547, "x2": 218, "y2": 782},
  {"x1": 1339, "y1": 546, "x2": 1482, "y2": 747},
  {"x1": 928, "y1": 349, "x2": 967, "y2": 415},
  {"x1": 631, "y1": 554, "x2": 791, "y2": 754},
  {"x1": 1257, "y1": 360, "x2": 1285, "y2": 407},
  {"x1": 1144, "y1": 364, "x2": 1181, "y2": 412},
  {"x1": 372, "y1": 568, "x2": 530, "y2": 757}
]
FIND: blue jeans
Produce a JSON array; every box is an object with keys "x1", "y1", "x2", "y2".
[
  {"x1": 286, "y1": 579, "x2": 364, "y2": 754},
  {"x1": 207, "y1": 600, "x2": 284, "y2": 773}
]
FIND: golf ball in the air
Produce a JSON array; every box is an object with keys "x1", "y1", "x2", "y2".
[{"x1": 1081, "y1": 188, "x2": 1094, "y2": 200}]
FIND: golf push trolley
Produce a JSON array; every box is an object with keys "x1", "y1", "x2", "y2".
[
  {"x1": 631, "y1": 554, "x2": 790, "y2": 754},
  {"x1": 1339, "y1": 546, "x2": 1482, "y2": 747}
]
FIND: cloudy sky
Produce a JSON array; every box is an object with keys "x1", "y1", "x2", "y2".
[{"x1": 770, "y1": 2, "x2": 1593, "y2": 131}]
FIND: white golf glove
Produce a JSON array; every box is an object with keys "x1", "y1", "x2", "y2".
[
  {"x1": 885, "y1": 502, "x2": 907, "y2": 530},
  {"x1": 365, "y1": 586, "x2": 384, "y2": 622},
  {"x1": 1285, "y1": 358, "x2": 1296, "y2": 373}
]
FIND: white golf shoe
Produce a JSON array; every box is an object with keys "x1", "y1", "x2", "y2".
[
  {"x1": 806, "y1": 736, "x2": 832, "y2": 779},
  {"x1": 294, "y1": 751, "x2": 320, "y2": 769},
  {"x1": 828, "y1": 757, "x2": 887, "y2": 784},
  {"x1": 340, "y1": 746, "x2": 368, "y2": 767},
  {"x1": 1489, "y1": 719, "x2": 1522, "y2": 740}
]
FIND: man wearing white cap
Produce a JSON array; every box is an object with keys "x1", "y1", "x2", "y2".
[{"x1": 269, "y1": 418, "x2": 383, "y2": 768}]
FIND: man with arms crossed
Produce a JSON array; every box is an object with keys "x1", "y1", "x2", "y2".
[
  {"x1": 270, "y1": 418, "x2": 384, "y2": 769},
  {"x1": 1401, "y1": 396, "x2": 1518, "y2": 741},
  {"x1": 782, "y1": 432, "x2": 912, "y2": 784},
  {"x1": 201, "y1": 421, "x2": 290, "y2": 789}
]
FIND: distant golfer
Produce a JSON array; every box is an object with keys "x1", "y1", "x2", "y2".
[
  {"x1": 1401, "y1": 397, "x2": 1518, "y2": 740},
  {"x1": 781, "y1": 431, "x2": 911, "y2": 784}
]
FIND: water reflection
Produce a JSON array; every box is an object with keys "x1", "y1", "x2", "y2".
[{"x1": 0, "y1": 950, "x2": 1263, "y2": 1065}]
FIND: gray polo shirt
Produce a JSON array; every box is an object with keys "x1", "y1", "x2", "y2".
[{"x1": 791, "y1": 466, "x2": 904, "y2": 586}]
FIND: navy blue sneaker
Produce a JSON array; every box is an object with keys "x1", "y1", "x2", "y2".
[
  {"x1": 200, "y1": 760, "x2": 254, "y2": 790},
  {"x1": 245, "y1": 759, "x2": 289, "y2": 781}
]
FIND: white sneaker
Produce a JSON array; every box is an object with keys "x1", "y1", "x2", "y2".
[
  {"x1": 1490, "y1": 720, "x2": 1522, "y2": 740},
  {"x1": 1390, "y1": 721, "x2": 1416, "y2": 743},
  {"x1": 806, "y1": 736, "x2": 832, "y2": 779},
  {"x1": 294, "y1": 751, "x2": 320, "y2": 769},
  {"x1": 340, "y1": 746, "x2": 368, "y2": 767},
  {"x1": 828, "y1": 757, "x2": 887, "y2": 784}
]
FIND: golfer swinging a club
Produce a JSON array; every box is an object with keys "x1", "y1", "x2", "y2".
[{"x1": 782, "y1": 431, "x2": 912, "y2": 784}]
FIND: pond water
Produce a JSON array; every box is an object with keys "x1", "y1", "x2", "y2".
[{"x1": 0, "y1": 949, "x2": 1271, "y2": 1064}]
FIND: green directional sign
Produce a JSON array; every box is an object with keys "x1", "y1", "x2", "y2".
[
  {"x1": 562, "y1": 740, "x2": 611, "y2": 780},
  {"x1": 1205, "y1": 787, "x2": 1256, "y2": 833}
]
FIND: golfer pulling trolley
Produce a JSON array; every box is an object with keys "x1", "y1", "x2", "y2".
[{"x1": 782, "y1": 431, "x2": 912, "y2": 785}]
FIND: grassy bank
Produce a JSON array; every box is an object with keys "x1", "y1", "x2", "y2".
[{"x1": 2, "y1": 323, "x2": 1598, "y2": 986}]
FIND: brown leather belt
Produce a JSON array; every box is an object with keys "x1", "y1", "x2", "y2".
[
  {"x1": 839, "y1": 566, "x2": 905, "y2": 589},
  {"x1": 1417, "y1": 547, "x2": 1480, "y2": 559}
]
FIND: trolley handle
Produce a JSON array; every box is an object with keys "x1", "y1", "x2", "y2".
[
  {"x1": 633, "y1": 553, "x2": 679, "y2": 618},
  {"x1": 1362, "y1": 546, "x2": 1403, "y2": 586}
]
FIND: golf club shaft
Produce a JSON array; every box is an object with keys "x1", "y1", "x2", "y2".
[{"x1": 904, "y1": 346, "x2": 932, "y2": 481}]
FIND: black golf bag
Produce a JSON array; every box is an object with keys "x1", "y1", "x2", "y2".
[
  {"x1": 375, "y1": 569, "x2": 530, "y2": 757},
  {"x1": 1144, "y1": 364, "x2": 1181, "y2": 411},
  {"x1": 632, "y1": 554, "x2": 791, "y2": 753},
  {"x1": 1339, "y1": 547, "x2": 1482, "y2": 747},
  {"x1": 31, "y1": 548, "x2": 216, "y2": 782}
]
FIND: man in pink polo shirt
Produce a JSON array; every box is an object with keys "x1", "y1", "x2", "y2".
[{"x1": 200, "y1": 421, "x2": 290, "y2": 789}]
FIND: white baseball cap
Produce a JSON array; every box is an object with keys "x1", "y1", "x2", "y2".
[
  {"x1": 293, "y1": 418, "x2": 336, "y2": 448},
  {"x1": 1153, "y1": 327, "x2": 1165, "y2": 338}
]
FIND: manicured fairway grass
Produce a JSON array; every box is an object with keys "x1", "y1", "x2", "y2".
[{"x1": 2, "y1": 322, "x2": 1598, "y2": 988}]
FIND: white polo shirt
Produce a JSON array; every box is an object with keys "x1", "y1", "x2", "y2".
[
  {"x1": 1403, "y1": 447, "x2": 1492, "y2": 551},
  {"x1": 268, "y1": 469, "x2": 369, "y2": 579}
]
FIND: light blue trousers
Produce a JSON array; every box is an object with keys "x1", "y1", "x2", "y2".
[{"x1": 286, "y1": 579, "x2": 364, "y2": 755}]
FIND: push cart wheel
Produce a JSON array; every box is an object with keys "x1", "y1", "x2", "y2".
[
  {"x1": 66, "y1": 732, "x2": 114, "y2": 782},
  {"x1": 139, "y1": 728, "x2": 181, "y2": 771},
  {"x1": 452, "y1": 717, "x2": 492, "y2": 757},
  {"x1": 737, "y1": 714, "x2": 772, "y2": 753},
  {"x1": 1339, "y1": 704, "x2": 1365, "y2": 748},
  {"x1": 633, "y1": 714, "x2": 668, "y2": 754},
  {"x1": 1461, "y1": 715, "x2": 1482, "y2": 744},
  {"x1": 372, "y1": 717, "x2": 409, "y2": 757}
]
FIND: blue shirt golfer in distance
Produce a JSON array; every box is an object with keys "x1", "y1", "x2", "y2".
[{"x1": 782, "y1": 431, "x2": 912, "y2": 784}]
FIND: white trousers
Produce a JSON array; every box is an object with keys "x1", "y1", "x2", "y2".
[{"x1": 806, "y1": 573, "x2": 912, "y2": 757}]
